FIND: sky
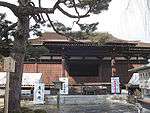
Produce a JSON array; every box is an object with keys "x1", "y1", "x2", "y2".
[{"x1": 1, "y1": 0, "x2": 150, "y2": 42}]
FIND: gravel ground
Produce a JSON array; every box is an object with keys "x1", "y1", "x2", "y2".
[
  {"x1": 30, "y1": 103, "x2": 149, "y2": 113},
  {"x1": 0, "y1": 98, "x2": 150, "y2": 113},
  {"x1": 21, "y1": 100, "x2": 150, "y2": 113}
]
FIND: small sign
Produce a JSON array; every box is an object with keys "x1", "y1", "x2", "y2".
[
  {"x1": 111, "y1": 77, "x2": 120, "y2": 94},
  {"x1": 59, "y1": 77, "x2": 69, "y2": 94},
  {"x1": 34, "y1": 83, "x2": 45, "y2": 104},
  {"x1": 4, "y1": 57, "x2": 15, "y2": 72}
]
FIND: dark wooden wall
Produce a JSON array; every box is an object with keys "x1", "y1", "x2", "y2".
[{"x1": 23, "y1": 60, "x2": 135, "y2": 85}]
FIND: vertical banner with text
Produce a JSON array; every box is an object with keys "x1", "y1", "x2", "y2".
[
  {"x1": 111, "y1": 77, "x2": 120, "y2": 94},
  {"x1": 34, "y1": 83, "x2": 45, "y2": 104},
  {"x1": 59, "y1": 77, "x2": 69, "y2": 94}
]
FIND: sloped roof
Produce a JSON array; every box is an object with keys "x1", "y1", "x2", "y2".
[
  {"x1": 105, "y1": 36, "x2": 128, "y2": 43},
  {"x1": 29, "y1": 32, "x2": 150, "y2": 47},
  {"x1": 105, "y1": 38, "x2": 150, "y2": 47},
  {"x1": 128, "y1": 64, "x2": 150, "y2": 72},
  {"x1": 30, "y1": 32, "x2": 68, "y2": 45},
  {"x1": 135, "y1": 42, "x2": 150, "y2": 47}
]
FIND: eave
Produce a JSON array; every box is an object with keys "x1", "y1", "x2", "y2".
[{"x1": 128, "y1": 64, "x2": 150, "y2": 72}]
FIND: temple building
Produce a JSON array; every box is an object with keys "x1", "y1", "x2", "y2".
[{"x1": 23, "y1": 32, "x2": 150, "y2": 94}]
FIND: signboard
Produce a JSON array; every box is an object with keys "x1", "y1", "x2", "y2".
[
  {"x1": 4, "y1": 57, "x2": 15, "y2": 72},
  {"x1": 59, "y1": 77, "x2": 69, "y2": 94},
  {"x1": 111, "y1": 77, "x2": 120, "y2": 94},
  {"x1": 34, "y1": 83, "x2": 45, "y2": 104}
]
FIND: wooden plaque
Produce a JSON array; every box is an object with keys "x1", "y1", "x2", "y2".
[{"x1": 4, "y1": 57, "x2": 15, "y2": 72}]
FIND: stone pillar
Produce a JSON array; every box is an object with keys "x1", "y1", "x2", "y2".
[{"x1": 111, "y1": 57, "x2": 117, "y2": 76}]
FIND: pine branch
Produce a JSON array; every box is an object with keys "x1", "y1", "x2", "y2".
[
  {"x1": 57, "y1": 5, "x2": 90, "y2": 18},
  {"x1": 1, "y1": 22, "x2": 17, "y2": 38},
  {"x1": 46, "y1": 13, "x2": 77, "y2": 41},
  {"x1": 0, "y1": 1, "x2": 18, "y2": 16}
]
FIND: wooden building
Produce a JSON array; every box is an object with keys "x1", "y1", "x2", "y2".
[{"x1": 23, "y1": 32, "x2": 150, "y2": 94}]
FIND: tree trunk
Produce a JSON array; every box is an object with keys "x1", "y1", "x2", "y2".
[
  {"x1": 8, "y1": 51, "x2": 25, "y2": 113},
  {"x1": 7, "y1": 8, "x2": 29, "y2": 113}
]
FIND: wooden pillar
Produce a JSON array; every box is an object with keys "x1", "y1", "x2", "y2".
[
  {"x1": 98, "y1": 58, "x2": 103, "y2": 82},
  {"x1": 61, "y1": 56, "x2": 65, "y2": 77},
  {"x1": 127, "y1": 56, "x2": 131, "y2": 80},
  {"x1": 35, "y1": 63, "x2": 38, "y2": 73},
  {"x1": 61, "y1": 47, "x2": 66, "y2": 77},
  {"x1": 4, "y1": 72, "x2": 10, "y2": 113}
]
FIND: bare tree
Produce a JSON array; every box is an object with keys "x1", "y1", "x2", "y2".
[{"x1": 0, "y1": 0, "x2": 111, "y2": 112}]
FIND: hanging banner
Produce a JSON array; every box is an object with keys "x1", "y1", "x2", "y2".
[
  {"x1": 59, "y1": 77, "x2": 69, "y2": 94},
  {"x1": 111, "y1": 77, "x2": 120, "y2": 94},
  {"x1": 34, "y1": 83, "x2": 45, "y2": 104}
]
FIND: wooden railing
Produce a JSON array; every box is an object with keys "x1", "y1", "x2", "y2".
[{"x1": 0, "y1": 82, "x2": 111, "y2": 95}]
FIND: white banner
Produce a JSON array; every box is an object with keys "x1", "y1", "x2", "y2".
[
  {"x1": 34, "y1": 83, "x2": 45, "y2": 104},
  {"x1": 59, "y1": 77, "x2": 69, "y2": 94},
  {"x1": 111, "y1": 77, "x2": 120, "y2": 94}
]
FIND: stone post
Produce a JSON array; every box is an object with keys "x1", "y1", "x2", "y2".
[{"x1": 111, "y1": 57, "x2": 117, "y2": 76}]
